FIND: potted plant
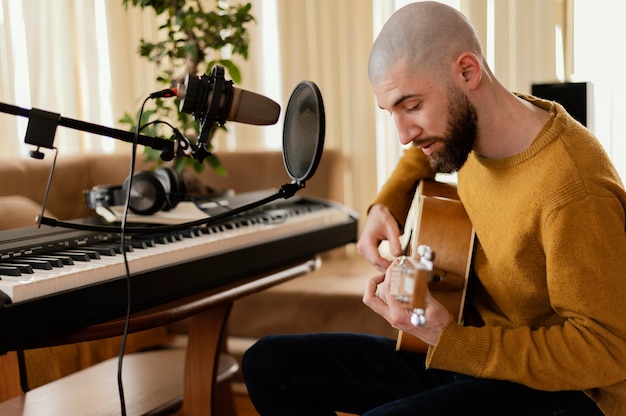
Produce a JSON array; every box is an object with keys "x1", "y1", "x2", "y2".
[{"x1": 120, "y1": 0, "x2": 255, "y2": 174}]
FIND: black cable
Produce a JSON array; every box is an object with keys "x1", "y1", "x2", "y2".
[
  {"x1": 39, "y1": 182, "x2": 301, "y2": 235},
  {"x1": 138, "y1": 118, "x2": 176, "y2": 133},
  {"x1": 116, "y1": 95, "x2": 152, "y2": 416}
]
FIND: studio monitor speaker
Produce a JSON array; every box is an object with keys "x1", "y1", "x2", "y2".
[{"x1": 531, "y1": 82, "x2": 592, "y2": 128}]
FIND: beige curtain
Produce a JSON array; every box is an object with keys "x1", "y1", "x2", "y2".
[
  {"x1": 221, "y1": 0, "x2": 379, "y2": 223},
  {"x1": 462, "y1": 0, "x2": 563, "y2": 90},
  {"x1": 212, "y1": 0, "x2": 283, "y2": 152},
  {"x1": 104, "y1": 1, "x2": 160, "y2": 145},
  {"x1": 0, "y1": 0, "x2": 158, "y2": 157},
  {"x1": 271, "y1": 0, "x2": 377, "y2": 222}
]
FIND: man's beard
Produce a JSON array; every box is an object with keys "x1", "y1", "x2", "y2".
[{"x1": 424, "y1": 85, "x2": 477, "y2": 173}]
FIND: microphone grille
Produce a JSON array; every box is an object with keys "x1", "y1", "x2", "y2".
[{"x1": 233, "y1": 89, "x2": 281, "y2": 125}]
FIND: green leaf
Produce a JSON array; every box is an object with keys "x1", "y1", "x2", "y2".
[
  {"x1": 219, "y1": 59, "x2": 241, "y2": 83},
  {"x1": 205, "y1": 153, "x2": 227, "y2": 176},
  {"x1": 121, "y1": 0, "x2": 255, "y2": 174}
]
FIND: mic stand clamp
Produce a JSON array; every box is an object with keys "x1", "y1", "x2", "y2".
[
  {"x1": 278, "y1": 183, "x2": 303, "y2": 199},
  {"x1": 192, "y1": 140, "x2": 213, "y2": 164}
]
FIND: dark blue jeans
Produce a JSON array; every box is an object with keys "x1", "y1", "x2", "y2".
[{"x1": 242, "y1": 333, "x2": 604, "y2": 415}]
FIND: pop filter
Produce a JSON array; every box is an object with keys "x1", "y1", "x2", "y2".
[{"x1": 282, "y1": 81, "x2": 325, "y2": 187}]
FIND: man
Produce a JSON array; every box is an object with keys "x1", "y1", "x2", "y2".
[{"x1": 242, "y1": 2, "x2": 626, "y2": 414}]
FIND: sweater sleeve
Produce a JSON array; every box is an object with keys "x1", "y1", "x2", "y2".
[
  {"x1": 426, "y1": 193, "x2": 626, "y2": 392},
  {"x1": 371, "y1": 146, "x2": 435, "y2": 228}
]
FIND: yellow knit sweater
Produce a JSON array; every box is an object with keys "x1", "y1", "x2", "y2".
[{"x1": 373, "y1": 96, "x2": 626, "y2": 415}]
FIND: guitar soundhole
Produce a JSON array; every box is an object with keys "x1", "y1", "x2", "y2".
[{"x1": 432, "y1": 274, "x2": 441, "y2": 283}]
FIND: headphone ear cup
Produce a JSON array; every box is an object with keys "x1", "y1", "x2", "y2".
[
  {"x1": 123, "y1": 170, "x2": 169, "y2": 215},
  {"x1": 155, "y1": 167, "x2": 186, "y2": 210}
]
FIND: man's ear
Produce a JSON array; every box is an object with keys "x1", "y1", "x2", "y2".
[{"x1": 455, "y1": 52, "x2": 482, "y2": 89}]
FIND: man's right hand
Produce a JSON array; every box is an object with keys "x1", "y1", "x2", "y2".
[{"x1": 356, "y1": 204, "x2": 404, "y2": 272}]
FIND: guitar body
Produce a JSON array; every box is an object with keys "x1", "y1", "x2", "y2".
[{"x1": 395, "y1": 179, "x2": 475, "y2": 353}]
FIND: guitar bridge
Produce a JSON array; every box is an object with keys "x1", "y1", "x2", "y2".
[
  {"x1": 389, "y1": 255, "x2": 418, "y2": 303},
  {"x1": 390, "y1": 246, "x2": 433, "y2": 327}
]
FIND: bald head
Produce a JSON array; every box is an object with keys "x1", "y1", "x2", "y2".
[{"x1": 368, "y1": 1, "x2": 483, "y2": 84}]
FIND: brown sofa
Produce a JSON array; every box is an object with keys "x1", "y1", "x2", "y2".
[{"x1": 0, "y1": 149, "x2": 392, "y2": 400}]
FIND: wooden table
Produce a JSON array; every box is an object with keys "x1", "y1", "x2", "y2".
[{"x1": 1, "y1": 257, "x2": 320, "y2": 416}]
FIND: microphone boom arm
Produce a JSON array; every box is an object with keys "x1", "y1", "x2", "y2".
[{"x1": 0, "y1": 101, "x2": 181, "y2": 159}]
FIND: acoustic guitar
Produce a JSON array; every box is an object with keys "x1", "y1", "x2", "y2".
[{"x1": 390, "y1": 179, "x2": 475, "y2": 353}]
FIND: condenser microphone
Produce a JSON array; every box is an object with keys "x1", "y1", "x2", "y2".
[{"x1": 178, "y1": 65, "x2": 281, "y2": 127}]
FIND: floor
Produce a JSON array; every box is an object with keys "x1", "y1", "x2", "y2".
[{"x1": 233, "y1": 389, "x2": 259, "y2": 416}]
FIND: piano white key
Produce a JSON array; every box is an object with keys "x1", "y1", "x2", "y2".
[
  {"x1": 0, "y1": 281, "x2": 18, "y2": 302},
  {"x1": 52, "y1": 267, "x2": 78, "y2": 293},
  {"x1": 30, "y1": 269, "x2": 60, "y2": 297},
  {"x1": 18, "y1": 267, "x2": 69, "y2": 298},
  {"x1": 0, "y1": 276, "x2": 35, "y2": 303},
  {"x1": 97, "y1": 253, "x2": 144, "y2": 280},
  {"x1": 73, "y1": 264, "x2": 98, "y2": 287}
]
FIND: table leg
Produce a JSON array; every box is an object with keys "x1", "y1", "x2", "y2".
[{"x1": 175, "y1": 301, "x2": 234, "y2": 415}]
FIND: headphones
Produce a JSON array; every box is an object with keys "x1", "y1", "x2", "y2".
[{"x1": 84, "y1": 167, "x2": 186, "y2": 215}]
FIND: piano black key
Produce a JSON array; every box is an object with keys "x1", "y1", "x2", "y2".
[
  {"x1": 8, "y1": 259, "x2": 53, "y2": 270},
  {"x1": 180, "y1": 229, "x2": 198, "y2": 238},
  {"x1": 0, "y1": 265, "x2": 22, "y2": 277},
  {"x1": 151, "y1": 233, "x2": 181, "y2": 244},
  {"x1": 50, "y1": 251, "x2": 92, "y2": 262},
  {"x1": 126, "y1": 239, "x2": 154, "y2": 249},
  {"x1": 152, "y1": 235, "x2": 169, "y2": 245},
  {"x1": 24, "y1": 256, "x2": 64, "y2": 268},
  {"x1": 77, "y1": 249, "x2": 101, "y2": 260},
  {"x1": 0, "y1": 263, "x2": 34, "y2": 274},
  {"x1": 203, "y1": 225, "x2": 225, "y2": 234},
  {"x1": 97, "y1": 243, "x2": 134, "y2": 253},
  {"x1": 82, "y1": 246, "x2": 117, "y2": 256},
  {"x1": 33, "y1": 255, "x2": 74, "y2": 266},
  {"x1": 169, "y1": 233, "x2": 184, "y2": 242}
]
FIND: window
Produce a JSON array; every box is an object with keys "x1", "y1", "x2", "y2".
[
  {"x1": 571, "y1": 0, "x2": 626, "y2": 179},
  {"x1": 0, "y1": 0, "x2": 127, "y2": 157}
]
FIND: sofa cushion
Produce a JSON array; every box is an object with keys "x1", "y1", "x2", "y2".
[
  {"x1": 0, "y1": 196, "x2": 52, "y2": 230},
  {"x1": 228, "y1": 253, "x2": 396, "y2": 339}
]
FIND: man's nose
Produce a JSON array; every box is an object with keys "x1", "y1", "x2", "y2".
[{"x1": 394, "y1": 114, "x2": 421, "y2": 145}]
